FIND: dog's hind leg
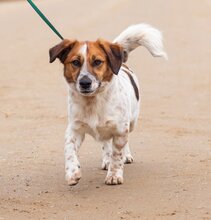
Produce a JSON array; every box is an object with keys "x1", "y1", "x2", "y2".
[
  {"x1": 102, "y1": 140, "x2": 112, "y2": 170},
  {"x1": 123, "y1": 142, "x2": 134, "y2": 164}
]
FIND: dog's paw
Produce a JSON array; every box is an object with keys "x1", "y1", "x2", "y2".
[
  {"x1": 105, "y1": 174, "x2": 123, "y2": 185},
  {"x1": 66, "y1": 169, "x2": 81, "y2": 186},
  {"x1": 124, "y1": 154, "x2": 134, "y2": 164}
]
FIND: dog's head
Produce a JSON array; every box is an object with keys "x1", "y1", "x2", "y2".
[{"x1": 49, "y1": 39, "x2": 125, "y2": 96}]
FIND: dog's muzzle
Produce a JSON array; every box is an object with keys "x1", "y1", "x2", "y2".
[
  {"x1": 79, "y1": 75, "x2": 92, "y2": 93},
  {"x1": 76, "y1": 73, "x2": 101, "y2": 96}
]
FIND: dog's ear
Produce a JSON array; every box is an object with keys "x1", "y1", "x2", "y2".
[
  {"x1": 49, "y1": 39, "x2": 77, "y2": 63},
  {"x1": 97, "y1": 39, "x2": 125, "y2": 75}
]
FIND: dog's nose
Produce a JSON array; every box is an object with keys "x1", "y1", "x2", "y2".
[{"x1": 79, "y1": 76, "x2": 92, "y2": 89}]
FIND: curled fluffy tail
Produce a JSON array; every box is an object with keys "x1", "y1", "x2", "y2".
[{"x1": 113, "y1": 23, "x2": 167, "y2": 60}]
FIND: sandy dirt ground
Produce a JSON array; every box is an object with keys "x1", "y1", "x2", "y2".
[{"x1": 0, "y1": 0, "x2": 211, "y2": 219}]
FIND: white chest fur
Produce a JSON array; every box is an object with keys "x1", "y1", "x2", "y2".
[{"x1": 67, "y1": 77, "x2": 132, "y2": 141}]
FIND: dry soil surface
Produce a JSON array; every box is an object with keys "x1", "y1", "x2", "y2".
[{"x1": 0, "y1": 0, "x2": 211, "y2": 219}]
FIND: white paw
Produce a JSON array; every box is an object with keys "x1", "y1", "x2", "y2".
[
  {"x1": 66, "y1": 167, "x2": 81, "y2": 186},
  {"x1": 105, "y1": 166, "x2": 124, "y2": 185},
  {"x1": 124, "y1": 155, "x2": 134, "y2": 164},
  {"x1": 105, "y1": 174, "x2": 123, "y2": 185}
]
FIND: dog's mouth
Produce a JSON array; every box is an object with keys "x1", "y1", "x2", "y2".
[
  {"x1": 78, "y1": 82, "x2": 102, "y2": 96},
  {"x1": 81, "y1": 90, "x2": 92, "y2": 94},
  {"x1": 79, "y1": 88, "x2": 98, "y2": 96},
  {"x1": 80, "y1": 89, "x2": 94, "y2": 95}
]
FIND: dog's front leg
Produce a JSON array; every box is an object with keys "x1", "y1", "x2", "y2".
[
  {"x1": 105, "y1": 135, "x2": 128, "y2": 185},
  {"x1": 64, "y1": 126, "x2": 84, "y2": 186},
  {"x1": 102, "y1": 140, "x2": 112, "y2": 170}
]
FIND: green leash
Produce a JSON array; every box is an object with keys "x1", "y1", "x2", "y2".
[{"x1": 27, "y1": 0, "x2": 64, "y2": 40}]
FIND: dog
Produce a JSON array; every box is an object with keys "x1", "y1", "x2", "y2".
[{"x1": 49, "y1": 24, "x2": 167, "y2": 185}]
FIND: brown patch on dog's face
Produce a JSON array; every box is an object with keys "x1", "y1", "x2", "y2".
[
  {"x1": 62, "y1": 41, "x2": 86, "y2": 83},
  {"x1": 89, "y1": 39, "x2": 124, "y2": 81},
  {"x1": 86, "y1": 41, "x2": 112, "y2": 82},
  {"x1": 49, "y1": 39, "x2": 85, "y2": 83}
]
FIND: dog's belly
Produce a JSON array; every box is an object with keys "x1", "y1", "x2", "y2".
[
  {"x1": 96, "y1": 120, "x2": 118, "y2": 141},
  {"x1": 75, "y1": 119, "x2": 119, "y2": 141}
]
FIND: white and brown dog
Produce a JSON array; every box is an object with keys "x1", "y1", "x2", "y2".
[{"x1": 49, "y1": 24, "x2": 167, "y2": 185}]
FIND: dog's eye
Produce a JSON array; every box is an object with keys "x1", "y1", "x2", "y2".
[
  {"x1": 93, "y1": 59, "x2": 103, "y2": 67},
  {"x1": 71, "y1": 60, "x2": 81, "y2": 67}
]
